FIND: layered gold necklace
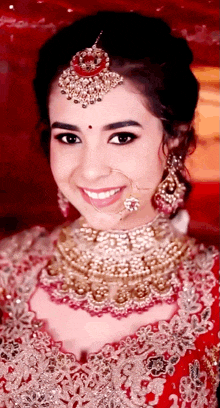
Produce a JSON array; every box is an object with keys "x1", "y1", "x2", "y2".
[{"x1": 40, "y1": 214, "x2": 195, "y2": 318}]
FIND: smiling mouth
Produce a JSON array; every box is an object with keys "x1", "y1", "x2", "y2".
[
  {"x1": 80, "y1": 186, "x2": 126, "y2": 208},
  {"x1": 83, "y1": 187, "x2": 121, "y2": 199}
]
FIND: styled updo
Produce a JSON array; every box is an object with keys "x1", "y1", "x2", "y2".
[{"x1": 34, "y1": 11, "x2": 199, "y2": 200}]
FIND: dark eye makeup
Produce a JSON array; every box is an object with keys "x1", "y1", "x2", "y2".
[
  {"x1": 54, "y1": 132, "x2": 138, "y2": 145},
  {"x1": 54, "y1": 134, "x2": 81, "y2": 144},
  {"x1": 109, "y1": 132, "x2": 138, "y2": 145}
]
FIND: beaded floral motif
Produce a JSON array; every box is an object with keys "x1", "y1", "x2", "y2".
[
  {"x1": 0, "y1": 226, "x2": 219, "y2": 407},
  {"x1": 58, "y1": 42, "x2": 123, "y2": 108},
  {"x1": 169, "y1": 359, "x2": 218, "y2": 408},
  {"x1": 40, "y1": 214, "x2": 195, "y2": 318}
]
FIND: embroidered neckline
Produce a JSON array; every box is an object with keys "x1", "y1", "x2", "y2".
[
  {"x1": 0, "y1": 237, "x2": 216, "y2": 364},
  {"x1": 39, "y1": 214, "x2": 195, "y2": 318},
  {"x1": 1, "y1": 251, "x2": 214, "y2": 365},
  {"x1": 0, "y1": 226, "x2": 218, "y2": 408}
]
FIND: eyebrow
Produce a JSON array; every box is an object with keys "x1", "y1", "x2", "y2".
[
  {"x1": 51, "y1": 120, "x2": 142, "y2": 132},
  {"x1": 51, "y1": 122, "x2": 80, "y2": 132},
  {"x1": 103, "y1": 120, "x2": 142, "y2": 131}
]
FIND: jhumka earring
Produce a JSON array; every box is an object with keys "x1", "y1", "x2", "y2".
[
  {"x1": 58, "y1": 31, "x2": 123, "y2": 108},
  {"x1": 57, "y1": 188, "x2": 70, "y2": 218},
  {"x1": 153, "y1": 154, "x2": 186, "y2": 215}
]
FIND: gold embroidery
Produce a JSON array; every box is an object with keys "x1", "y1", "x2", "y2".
[
  {"x1": 0, "y1": 226, "x2": 218, "y2": 407},
  {"x1": 202, "y1": 344, "x2": 220, "y2": 386}
]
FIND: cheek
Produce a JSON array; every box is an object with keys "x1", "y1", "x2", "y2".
[
  {"x1": 50, "y1": 143, "x2": 73, "y2": 183},
  {"x1": 133, "y1": 122, "x2": 165, "y2": 180},
  {"x1": 123, "y1": 141, "x2": 165, "y2": 184},
  {"x1": 50, "y1": 142, "x2": 59, "y2": 182}
]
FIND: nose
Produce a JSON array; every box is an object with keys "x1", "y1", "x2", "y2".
[{"x1": 75, "y1": 144, "x2": 111, "y2": 183}]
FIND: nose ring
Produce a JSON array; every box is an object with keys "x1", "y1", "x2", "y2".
[{"x1": 88, "y1": 169, "x2": 150, "y2": 219}]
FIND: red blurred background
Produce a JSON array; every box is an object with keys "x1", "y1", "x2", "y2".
[{"x1": 0, "y1": 0, "x2": 219, "y2": 245}]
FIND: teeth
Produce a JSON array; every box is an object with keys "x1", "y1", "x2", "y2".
[{"x1": 84, "y1": 188, "x2": 120, "y2": 199}]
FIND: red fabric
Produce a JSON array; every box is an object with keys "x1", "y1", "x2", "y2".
[
  {"x1": 0, "y1": 227, "x2": 219, "y2": 406},
  {"x1": 186, "y1": 182, "x2": 219, "y2": 247}
]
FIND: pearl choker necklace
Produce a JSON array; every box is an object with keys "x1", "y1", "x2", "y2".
[{"x1": 40, "y1": 214, "x2": 194, "y2": 318}]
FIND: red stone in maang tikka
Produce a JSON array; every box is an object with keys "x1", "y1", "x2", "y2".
[
  {"x1": 58, "y1": 42, "x2": 123, "y2": 108},
  {"x1": 72, "y1": 46, "x2": 108, "y2": 77}
]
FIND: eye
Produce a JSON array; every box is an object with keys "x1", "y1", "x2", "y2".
[
  {"x1": 109, "y1": 132, "x2": 138, "y2": 145},
  {"x1": 54, "y1": 133, "x2": 81, "y2": 144}
]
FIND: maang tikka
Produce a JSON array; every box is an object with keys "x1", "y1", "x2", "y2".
[{"x1": 58, "y1": 31, "x2": 124, "y2": 108}]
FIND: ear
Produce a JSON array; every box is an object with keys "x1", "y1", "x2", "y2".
[
  {"x1": 167, "y1": 137, "x2": 180, "y2": 150},
  {"x1": 162, "y1": 137, "x2": 180, "y2": 157}
]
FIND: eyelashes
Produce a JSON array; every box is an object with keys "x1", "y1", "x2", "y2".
[
  {"x1": 54, "y1": 134, "x2": 81, "y2": 144},
  {"x1": 54, "y1": 132, "x2": 138, "y2": 145},
  {"x1": 109, "y1": 132, "x2": 138, "y2": 145}
]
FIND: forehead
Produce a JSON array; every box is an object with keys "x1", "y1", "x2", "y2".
[{"x1": 48, "y1": 80, "x2": 153, "y2": 127}]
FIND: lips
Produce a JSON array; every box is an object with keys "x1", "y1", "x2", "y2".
[
  {"x1": 80, "y1": 186, "x2": 124, "y2": 193},
  {"x1": 80, "y1": 186, "x2": 126, "y2": 208}
]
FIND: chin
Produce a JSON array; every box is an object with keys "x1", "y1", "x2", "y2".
[
  {"x1": 83, "y1": 212, "x2": 122, "y2": 231},
  {"x1": 78, "y1": 201, "x2": 156, "y2": 231}
]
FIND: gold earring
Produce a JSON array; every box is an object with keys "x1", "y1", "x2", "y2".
[
  {"x1": 57, "y1": 188, "x2": 70, "y2": 218},
  {"x1": 153, "y1": 154, "x2": 186, "y2": 215}
]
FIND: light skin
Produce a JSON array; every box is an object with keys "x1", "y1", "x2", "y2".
[
  {"x1": 49, "y1": 79, "x2": 169, "y2": 231},
  {"x1": 31, "y1": 79, "x2": 179, "y2": 360}
]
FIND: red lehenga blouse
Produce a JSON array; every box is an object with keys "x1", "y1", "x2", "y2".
[{"x1": 0, "y1": 220, "x2": 219, "y2": 408}]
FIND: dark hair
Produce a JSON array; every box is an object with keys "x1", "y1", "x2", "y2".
[{"x1": 33, "y1": 11, "x2": 199, "y2": 201}]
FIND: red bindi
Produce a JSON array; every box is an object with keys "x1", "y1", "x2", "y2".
[{"x1": 88, "y1": 125, "x2": 92, "y2": 129}]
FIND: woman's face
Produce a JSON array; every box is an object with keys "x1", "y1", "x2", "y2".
[{"x1": 49, "y1": 80, "x2": 166, "y2": 230}]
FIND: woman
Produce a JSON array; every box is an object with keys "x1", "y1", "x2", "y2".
[{"x1": 0, "y1": 11, "x2": 219, "y2": 407}]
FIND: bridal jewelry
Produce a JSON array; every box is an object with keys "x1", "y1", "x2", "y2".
[
  {"x1": 40, "y1": 214, "x2": 194, "y2": 318},
  {"x1": 124, "y1": 196, "x2": 140, "y2": 212},
  {"x1": 57, "y1": 170, "x2": 148, "y2": 219},
  {"x1": 57, "y1": 188, "x2": 69, "y2": 218},
  {"x1": 88, "y1": 169, "x2": 148, "y2": 220},
  {"x1": 153, "y1": 154, "x2": 186, "y2": 215},
  {"x1": 58, "y1": 31, "x2": 123, "y2": 108}
]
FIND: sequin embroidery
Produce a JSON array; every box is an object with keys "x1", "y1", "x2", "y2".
[{"x1": 0, "y1": 227, "x2": 219, "y2": 407}]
